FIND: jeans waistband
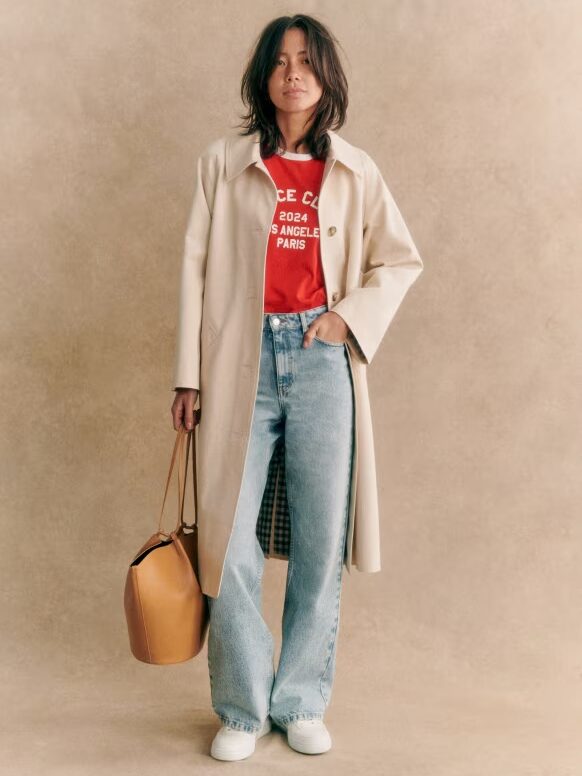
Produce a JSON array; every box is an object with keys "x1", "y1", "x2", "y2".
[{"x1": 262, "y1": 303, "x2": 328, "y2": 332}]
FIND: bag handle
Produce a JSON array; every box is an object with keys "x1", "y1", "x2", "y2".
[
  {"x1": 157, "y1": 416, "x2": 199, "y2": 537},
  {"x1": 177, "y1": 420, "x2": 198, "y2": 531}
]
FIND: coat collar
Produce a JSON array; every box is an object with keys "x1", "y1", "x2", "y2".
[{"x1": 225, "y1": 128, "x2": 363, "y2": 181}]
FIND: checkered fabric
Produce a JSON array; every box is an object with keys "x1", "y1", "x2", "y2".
[{"x1": 256, "y1": 438, "x2": 291, "y2": 559}]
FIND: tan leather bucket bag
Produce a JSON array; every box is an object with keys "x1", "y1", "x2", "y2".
[{"x1": 124, "y1": 420, "x2": 209, "y2": 664}]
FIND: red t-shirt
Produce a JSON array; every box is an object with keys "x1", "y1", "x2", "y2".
[{"x1": 262, "y1": 149, "x2": 327, "y2": 313}]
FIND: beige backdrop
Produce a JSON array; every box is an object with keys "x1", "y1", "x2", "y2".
[{"x1": 2, "y1": 1, "x2": 581, "y2": 773}]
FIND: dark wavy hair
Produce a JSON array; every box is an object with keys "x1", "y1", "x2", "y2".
[{"x1": 237, "y1": 14, "x2": 349, "y2": 161}]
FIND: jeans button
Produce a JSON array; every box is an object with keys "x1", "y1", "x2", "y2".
[{"x1": 272, "y1": 317, "x2": 280, "y2": 326}]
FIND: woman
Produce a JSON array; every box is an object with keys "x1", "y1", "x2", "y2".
[{"x1": 170, "y1": 13, "x2": 423, "y2": 762}]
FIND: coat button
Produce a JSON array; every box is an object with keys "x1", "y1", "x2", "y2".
[
  {"x1": 332, "y1": 291, "x2": 339, "y2": 301},
  {"x1": 327, "y1": 226, "x2": 337, "y2": 236}
]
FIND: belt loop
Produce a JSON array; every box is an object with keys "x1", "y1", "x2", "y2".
[{"x1": 299, "y1": 310, "x2": 308, "y2": 334}]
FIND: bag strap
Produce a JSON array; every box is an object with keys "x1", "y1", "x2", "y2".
[
  {"x1": 157, "y1": 427, "x2": 186, "y2": 536},
  {"x1": 177, "y1": 422, "x2": 198, "y2": 531},
  {"x1": 157, "y1": 420, "x2": 199, "y2": 536}
]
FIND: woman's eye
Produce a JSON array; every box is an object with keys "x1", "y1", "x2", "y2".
[{"x1": 276, "y1": 58, "x2": 310, "y2": 65}]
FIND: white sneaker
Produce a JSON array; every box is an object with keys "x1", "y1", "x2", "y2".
[
  {"x1": 210, "y1": 716, "x2": 272, "y2": 761},
  {"x1": 286, "y1": 718, "x2": 332, "y2": 754}
]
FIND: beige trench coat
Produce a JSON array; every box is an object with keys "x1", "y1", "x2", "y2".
[{"x1": 172, "y1": 128, "x2": 423, "y2": 599}]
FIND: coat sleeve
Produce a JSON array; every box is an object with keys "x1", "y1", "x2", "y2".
[
  {"x1": 329, "y1": 151, "x2": 424, "y2": 365},
  {"x1": 172, "y1": 145, "x2": 220, "y2": 391}
]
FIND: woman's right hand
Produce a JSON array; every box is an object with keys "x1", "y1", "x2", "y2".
[{"x1": 172, "y1": 388, "x2": 200, "y2": 431}]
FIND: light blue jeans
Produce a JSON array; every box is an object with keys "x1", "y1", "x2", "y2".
[{"x1": 206, "y1": 303, "x2": 354, "y2": 733}]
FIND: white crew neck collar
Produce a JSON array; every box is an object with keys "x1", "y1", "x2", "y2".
[{"x1": 277, "y1": 148, "x2": 314, "y2": 160}]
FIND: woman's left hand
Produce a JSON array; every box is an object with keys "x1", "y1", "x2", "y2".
[{"x1": 303, "y1": 311, "x2": 349, "y2": 347}]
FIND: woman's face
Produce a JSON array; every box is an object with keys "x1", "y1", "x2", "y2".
[{"x1": 267, "y1": 27, "x2": 323, "y2": 121}]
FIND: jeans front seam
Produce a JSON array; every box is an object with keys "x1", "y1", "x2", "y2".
[
  {"x1": 318, "y1": 546, "x2": 343, "y2": 705},
  {"x1": 248, "y1": 537, "x2": 265, "y2": 599},
  {"x1": 318, "y1": 472, "x2": 351, "y2": 705},
  {"x1": 284, "y1": 499, "x2": 296, "y2": 593}
]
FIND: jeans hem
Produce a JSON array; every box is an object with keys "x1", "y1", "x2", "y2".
[
  {"x1": 271, "y1": 711, "x2": 325, "y2": 728},
  {"x1": 216, "y1": 713, "x2": 263, "y2": 734}
]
